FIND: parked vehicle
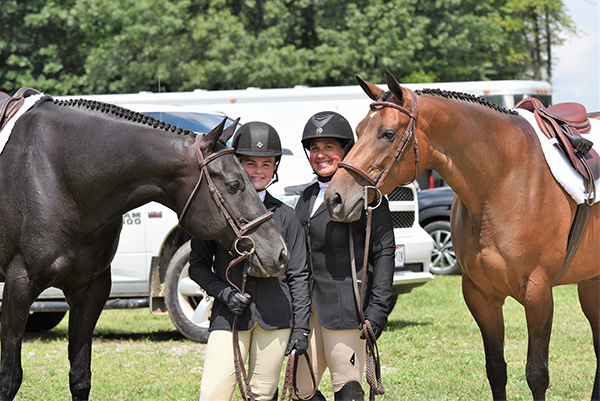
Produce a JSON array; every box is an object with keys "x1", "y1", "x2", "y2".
[
  {"x1": 1, "y1": 99, "x2": 434, "y2": 341},
  {"x1": 417, "y1": 186, "x2": 461, "y2": 275}
]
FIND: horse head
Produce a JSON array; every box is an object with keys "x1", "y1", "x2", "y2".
[
  {"x1": 326, "y1": 72, "x2": 427, "y2": 223},
  {"x1": 178, "y1": 119, "x2": 288, "y2": 278}
]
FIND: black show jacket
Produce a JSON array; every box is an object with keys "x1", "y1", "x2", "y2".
[
  {"x1": 189, "y1": 191, "x2": 311, "y2": 332},
  {"x1": 295, "y1": 182, "x2": 395, "y2": 331}
]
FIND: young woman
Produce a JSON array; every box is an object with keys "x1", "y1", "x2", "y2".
[
  {"x1": 189, "y1": 122, "x2": 311, "y2": 401},
  {"x1": 294, "y1": 112, "x2": 396, "y2": 401}
]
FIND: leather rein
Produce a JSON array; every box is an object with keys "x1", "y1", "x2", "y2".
[
  {"x1": 182, "y1": 134, "x2": 315, "y2": 401},
  {"x1": 336, "y1": 89, "x2": 420, "y2": 400},
  {"x1": 228, "y1": 260, "x2": 317, "y2": 401},
  {"x1": 179, "y1": 134, "x2": 274, "y2": 259}
]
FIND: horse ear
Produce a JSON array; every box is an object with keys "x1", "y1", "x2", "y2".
[
  {"x1": 385, "y1": 71, "x2": 404, "y2": 103},
  {"x1": 203, "y1": 118, "x2": 227, "y2": 152},
  {"x1": 219, "y1": 118, "x2": 240, "y2": 145},
  {"x1": 356, "y1": 75, "x2": 384, "y2": 100}
]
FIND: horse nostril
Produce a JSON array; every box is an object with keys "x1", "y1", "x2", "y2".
[
  {"x1": 329, "y1": 191, "x2": 342, "y2": 210},
  {"x1": 278, "y1": 245, "x2": 289, "y2": 269}
]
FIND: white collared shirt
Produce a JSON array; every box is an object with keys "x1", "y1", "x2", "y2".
[
  {"x1": 257, "y1": 190, "x2": 266, "y2": 202},
  {"x1": 311, "y1": 181, "x2": 330, "y2": 217}
]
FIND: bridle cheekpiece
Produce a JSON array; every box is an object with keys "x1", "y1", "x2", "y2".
[
  {"x1": 179, "y1": 134, "x2": 274, "y2": 259},
  {"x1": 337, "y1": 88, "x2": 420, "y2": 208}
]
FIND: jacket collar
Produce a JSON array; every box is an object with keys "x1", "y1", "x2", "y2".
[
  {"x1": 306, "y1": 182, "x2": 328, "y2": 218},
  {"x1": 263, "y1": 190, "x2": 280, "y2": 211}
]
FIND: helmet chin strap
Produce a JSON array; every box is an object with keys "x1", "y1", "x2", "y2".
[
  {"x1": 263, "y1": 163, "x2": 280, "y2": 190},
  {"x1": 316, "y1": 174, "x2": 333, "y2": 183},
  {"x1": 303, "y1": 142, "x2": 351, "y2": 183}
]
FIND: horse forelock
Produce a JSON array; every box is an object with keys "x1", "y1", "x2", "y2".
[
  {"x1": 377, "y1": 90, "x2": 409, "y2": 109},
  {"x1": 380, "y1": 91, "x2": 393, "y2": 102},
  {"x1": 52, "y1": 98, "x2": 195, "y2": 135},
  {"x1": 416, "y1": 88, "x2": 518, "y2": 115}
]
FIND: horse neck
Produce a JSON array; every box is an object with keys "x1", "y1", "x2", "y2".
[
  {"x1": 420, "y1": 97, "x2": 540, "y2": 208},
  {"x1": 55, "y1": 114, "x2": 197, "y2": 221}
]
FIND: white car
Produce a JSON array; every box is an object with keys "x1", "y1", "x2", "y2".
[{"x1": 0, "y1": 105, "x2": 433, "y2": 341}]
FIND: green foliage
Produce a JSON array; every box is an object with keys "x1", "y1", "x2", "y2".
[{"x1": 0, "y1": 0, "x2": 575, "y2": 95}]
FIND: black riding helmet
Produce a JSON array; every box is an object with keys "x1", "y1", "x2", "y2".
[
  {"x1": 232, "y1": 121, "x2": 282, "y2": 187},
  {"x1": 301, "y1": 111, "x2": 355, "y2": 152}
]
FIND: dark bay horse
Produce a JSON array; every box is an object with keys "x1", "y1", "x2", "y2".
[
  {"x1": 0, "y1": 94, "x2": 288, "y2": 400},
  {"x1": 325, "y1": 73, "x2": 599, "y2": 400}
]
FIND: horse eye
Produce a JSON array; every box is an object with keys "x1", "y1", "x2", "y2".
[
  {"x1": 381, "y1": 130, "x2": 396, "y2": 140},
  {"x1": 226, "y1": 180, "x2": 240, "y2": 194}
]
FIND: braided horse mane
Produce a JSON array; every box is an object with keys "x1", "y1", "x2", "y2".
[
  {"x1": 53, "y1": 98, "x2": 195, "y2": 135},
  {"x1": 415, "y1": 88, "x2": 518, "y2": 115}
]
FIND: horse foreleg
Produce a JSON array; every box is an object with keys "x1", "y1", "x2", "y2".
[
  {"x1": 522, "y1": 276, "x2": 554, "y2": 401},
  {"x1": 578, "y1": 277, "x2": 600, "y2": 401},
  {"x1": 0, "y1": 257, "x2": 41, "y2": 400},
  {"x1": 462, "y1": 275, "x2": 507, "y2": 400},
  {"x1": 64, "y1": 267, "x2": 111, "y2": 401}
]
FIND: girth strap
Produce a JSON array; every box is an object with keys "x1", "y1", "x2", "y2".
[
  {"x1": 552, "y1": 202, "x2": 591, "y2": 285},
  {"x1": 515, "y1": 98, "x2": 595, "y2": 285}
]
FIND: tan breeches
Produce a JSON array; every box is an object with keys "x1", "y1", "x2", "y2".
[
  {"x1": 294, "y1": 307, "x2": 365, "y2": 397},
  {"x1": 199, "y1": 323, "x2": 291, "y2": 401}
]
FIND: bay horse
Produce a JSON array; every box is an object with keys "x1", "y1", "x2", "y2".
[
  {"x1": 0, "y1": 94, "x2": 288, "y2": 400},
  {"x1": 325, "y1": 72, "x2": 599, "y2": 400}
]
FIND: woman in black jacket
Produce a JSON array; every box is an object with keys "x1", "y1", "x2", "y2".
[
  {"x1": 189, "y1": 122, "x2": 311, "y2": 401},
  {"x1": 294, "y1": 112, "x2": 395, "y2": 401}
]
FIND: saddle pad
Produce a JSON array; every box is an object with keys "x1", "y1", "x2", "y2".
[
  {"x1": 0, "y1": 93, "x2": 44, "y2": 156},
  {"x1": 515, "y1": 108, "x2": 600, "y2": 205}
]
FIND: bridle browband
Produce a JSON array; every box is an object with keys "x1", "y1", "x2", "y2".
[
  {"x1": 335, "y1": 88, "x2": 420, "y2": 400},
  {"x1": 337, "y1": 88, "x2": 420, "y2": 205},
  {"x1": 179, "y1": 134, "x2": 274, "y2": 258}
]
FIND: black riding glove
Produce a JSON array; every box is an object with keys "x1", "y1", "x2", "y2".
[
  {"x1": 227, "y1": 291, "x2": 252, "y2": 316},
  {"x1": 285, "y1": 328, "x2": 310, "y2": 356},
  {"x1": 360, "y1": 319, "x2": 383, "y2": 340}
]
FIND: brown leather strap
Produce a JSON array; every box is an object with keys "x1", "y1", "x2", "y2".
[
  {"x1": 552, "y1": 202, "x2": 592, "y2": 286},
  {"x1": 180, "y1": 134, "x2": 274, "y2": 257},
  {"x1": 338, "y1": 89, "x2": 420, "y2": 190},
  {"x1": 348, "y1": 207, "x2": 385, "y2": 400},
  {"x1": 231, "y1": 266, "x2": 256, "y2": 400},
  {"x1": 0, "y1": 88, "x2": 40, "y2": 131},
  {"x1": 515, "y1": 98, "x2": 596, "y2": 284},
  {"x1": 280, "y1": 350, "x2": 317, "y2": 401},
  {"x1": 348, "y1": 224, "x2": 365, "y2": 323},
  {"x1": 363, "y1": 321, "x2": 385, "y2": 401}
]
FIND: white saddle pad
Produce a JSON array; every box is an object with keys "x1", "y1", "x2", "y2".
[
  {"x1": 515, "y1": 108, "x2": 600, "y2": 205},
  {"x1": 0, "y1": 93, "x2": 45, "y2": 155}
]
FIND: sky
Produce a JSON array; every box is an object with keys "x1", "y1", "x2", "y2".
[{"x1": 553, "y1": 0, "x2": 599, "y2": 110}]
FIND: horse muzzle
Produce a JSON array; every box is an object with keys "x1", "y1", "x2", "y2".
[{"x1": 325, "y1": 186, "x2": 364, "y2": 223}]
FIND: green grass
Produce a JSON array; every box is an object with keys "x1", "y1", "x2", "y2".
[{"x1": 9, "y1": 276, "x2": 597, "y2": 400}]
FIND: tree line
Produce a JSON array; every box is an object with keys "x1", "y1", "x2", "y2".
[{"x1": 0, "y1": 0, "x2": 575, "y2": 96}]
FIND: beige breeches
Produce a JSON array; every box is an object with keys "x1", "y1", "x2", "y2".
[
  {"x1": 294, "y1": 306, "x2": 365, "y2": 397},
  {"x1": 199, "y1": 323, "x2": 291, "y2": 401}
]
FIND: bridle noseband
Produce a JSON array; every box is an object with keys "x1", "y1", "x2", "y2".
[
  {"x1": 179, "y1": 134, "x2": 274, "y2": 257},
  {"x1": 334, "y1": 89, "x2": 419, "y2": 401},
  {"x1": 337, "y1": 88, "x2": 420, "y2": 206}
]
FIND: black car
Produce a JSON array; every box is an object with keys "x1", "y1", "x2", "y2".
[{"x1": 418, "y1": 186, "x2": 461, "y2": 275}]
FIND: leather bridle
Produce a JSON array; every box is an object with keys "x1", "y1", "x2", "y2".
[
  {"x1": 337, "y1": 88, "x2": 420, "y2": 205},
  {"x1": 334, "y1": 88, "x2": 420, "y2": 400},
  {"x1": 179, "y1": 134, "x2": 274, "y2": 258}
]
